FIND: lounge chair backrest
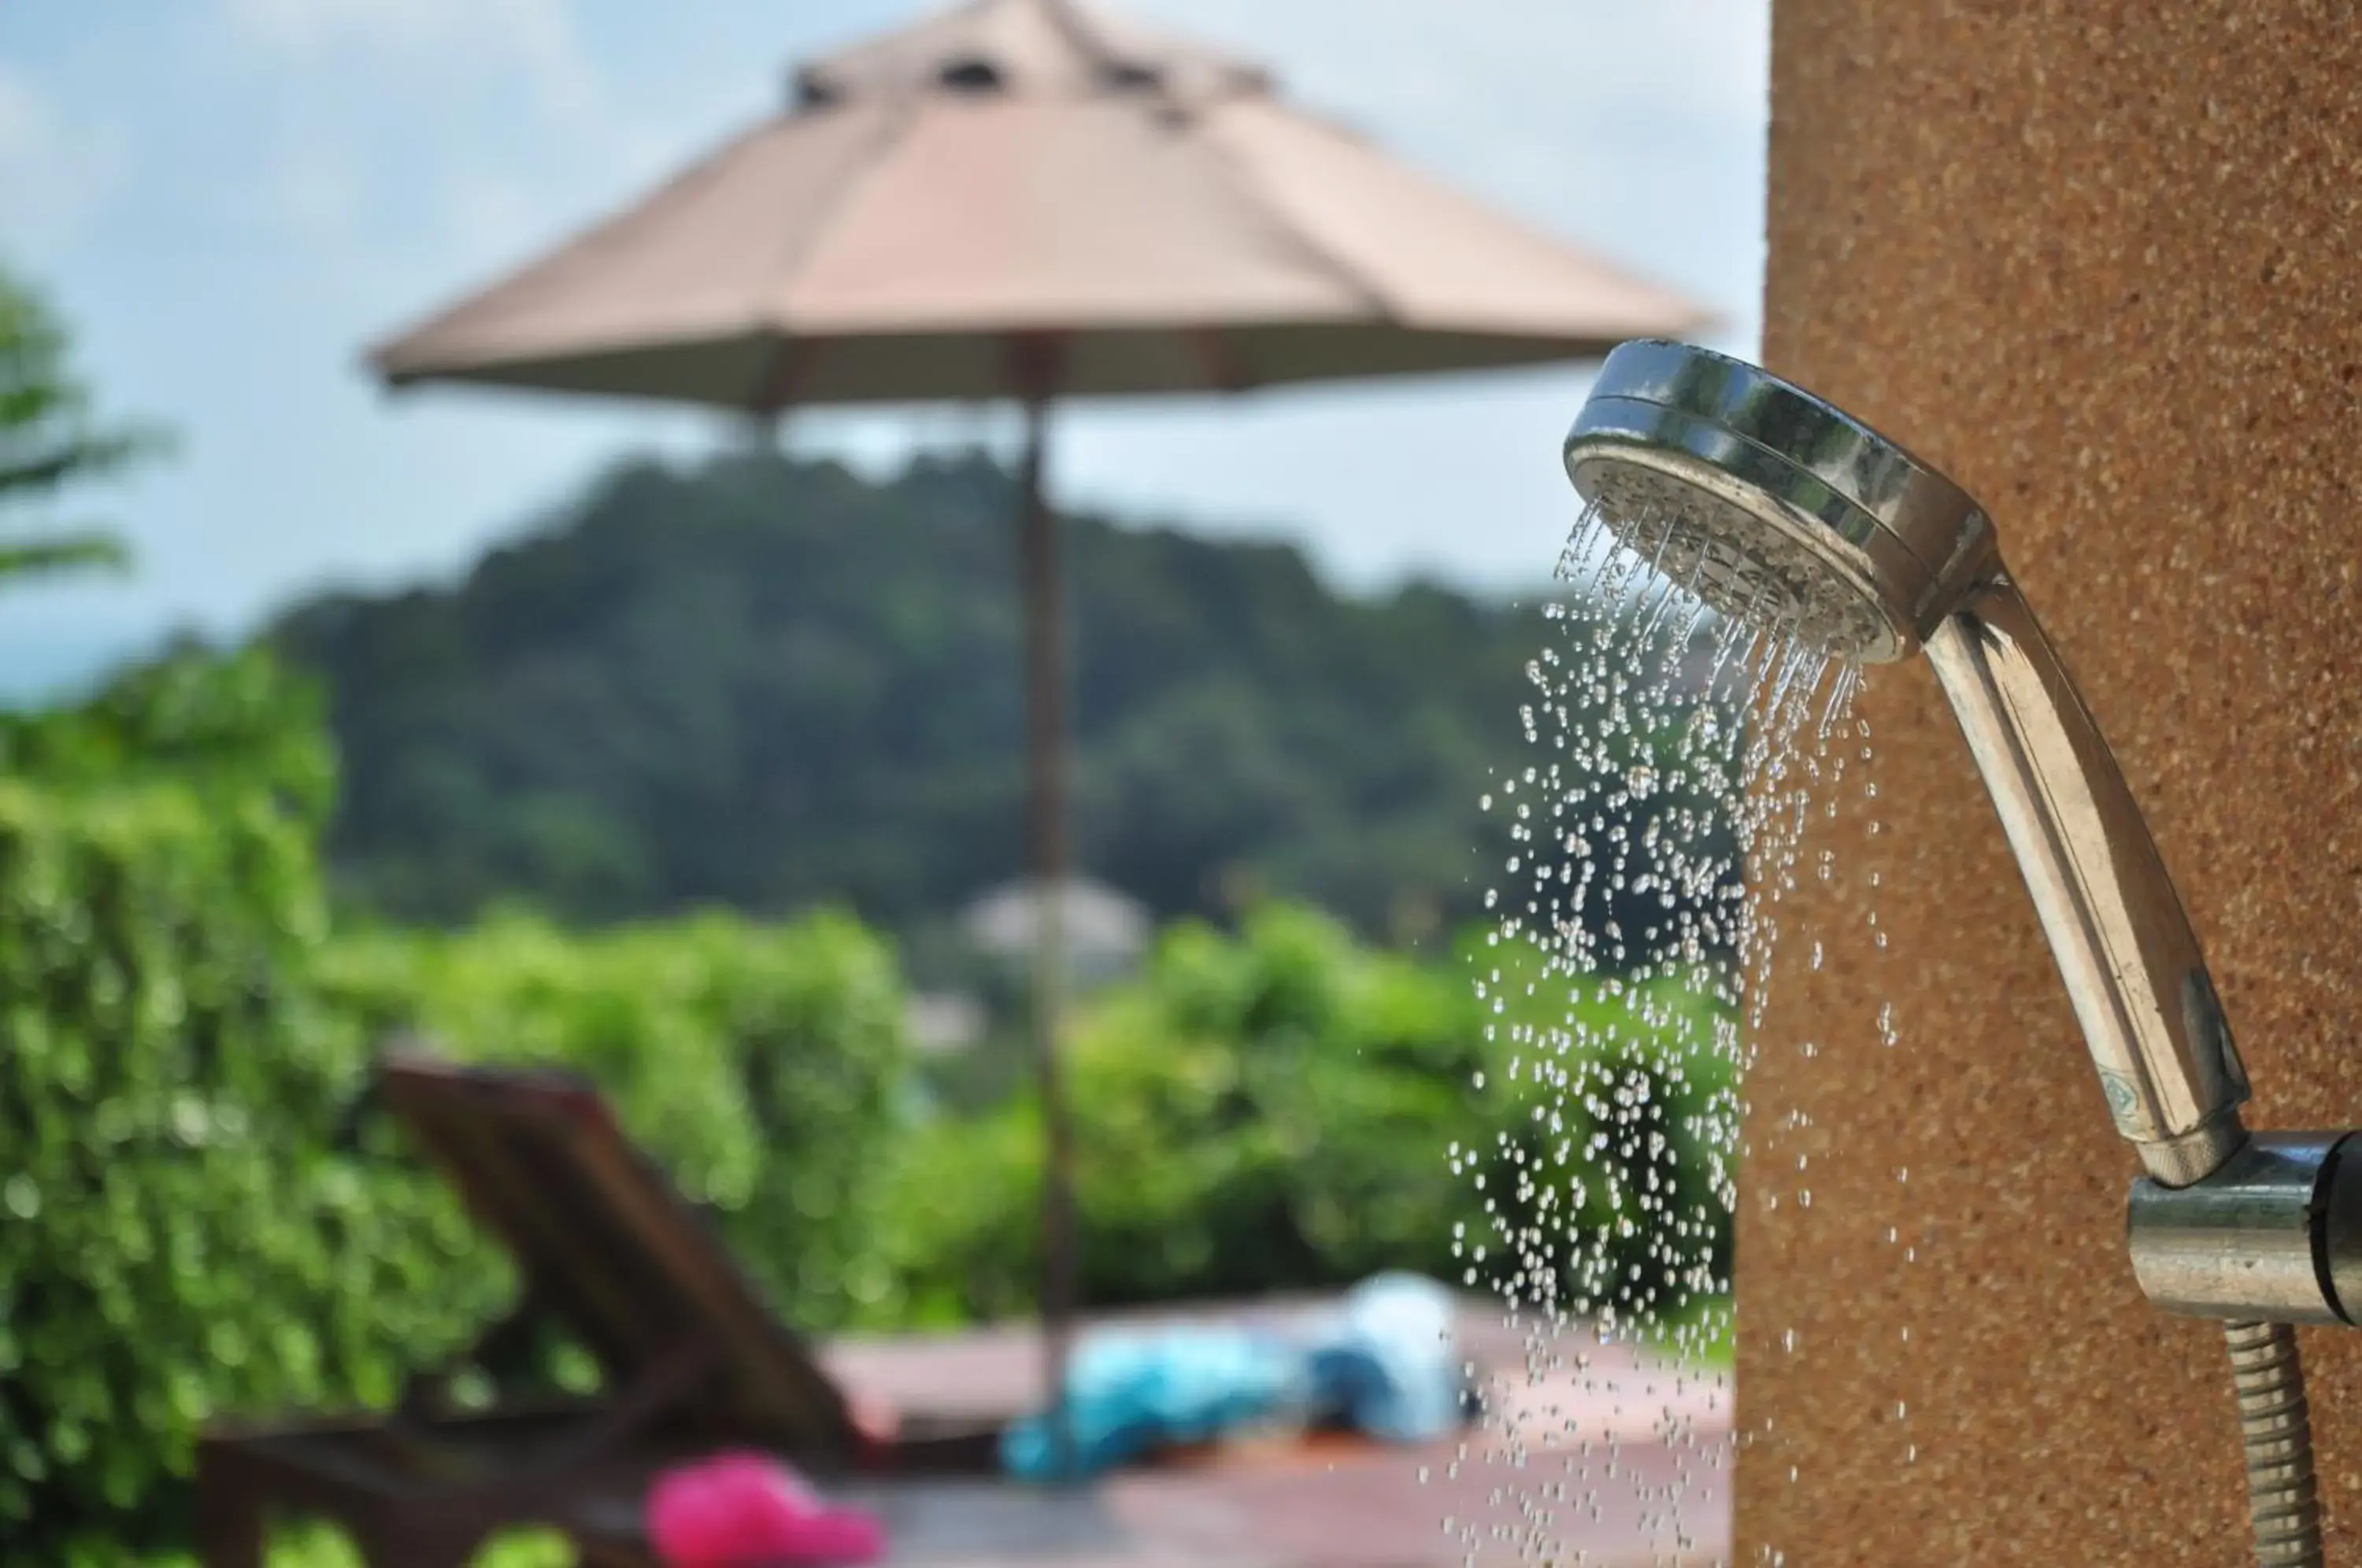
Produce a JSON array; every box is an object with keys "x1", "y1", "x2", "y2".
[{"x1": 377, "y1": 1051, "x2": 858, "y2": 1457}]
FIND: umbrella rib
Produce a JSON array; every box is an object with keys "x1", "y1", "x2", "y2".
[
  {"x1": 1037, "y1": 0, "x2": 1127, "y2": 80},
  {"x1": 746, "y1": 98, "x2": 931, "y2": 413},
  {"x1": 1191, "y1": 106, "x2": 1401, "y2": 323}
]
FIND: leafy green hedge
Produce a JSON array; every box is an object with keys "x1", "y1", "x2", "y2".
[
  {"x1": 0, "y1": 657, "x2": 498, "y2": 1567},
  {"x1": 314, "y1": 907, "x2": 914, "y2": 1333},
  {"x1": 1471, "y1": 935, "x2": 1738, "y2": 1336},
  {"x1": 880, "y1": 904, "x2": 1736, "y2": 1329},
  {"x1": 0, "y1": 653, "x2": 917, "y2": 1562},
  {"x1": 880, "y1": 903, "x2": 1470, "y2": 1322}
]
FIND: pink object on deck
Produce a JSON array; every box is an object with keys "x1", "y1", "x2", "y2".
[{"x1": 647, "y1": 1452, "x2": 887, "y2": 1567}]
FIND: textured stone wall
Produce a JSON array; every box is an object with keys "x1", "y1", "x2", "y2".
[{"x1": 1738, "y1": 3, "x2": 2362, "y2": 1562}]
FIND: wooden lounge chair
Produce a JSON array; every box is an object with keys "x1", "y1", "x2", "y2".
[{"x1": 194, "y1": 1048, "x2": 997, "y2": 1568}]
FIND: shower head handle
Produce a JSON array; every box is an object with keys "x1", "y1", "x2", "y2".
[{"x1": 1925, "y1": 575, "x2": 2249, "y2": 1184}]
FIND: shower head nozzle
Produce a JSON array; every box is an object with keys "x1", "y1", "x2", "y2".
[{"x1": 1563, "y1": 341, "x2": 1996, "y2": 664}]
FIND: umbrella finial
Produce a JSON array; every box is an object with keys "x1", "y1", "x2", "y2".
[{"x1": 792, "y1": 0, "x2": 1272, "y2": 109}]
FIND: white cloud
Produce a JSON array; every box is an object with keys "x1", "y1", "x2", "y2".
[
  {"x1": 211, "y1": 0, "x2": 678, "y2": 283},
  {"x1": 247, "y1": 136, "x2": 368, "y2": 246},
  {"x1": 0, "y1": 61, "x2": 131, "y2": 262},
  {"x1": 1135, "y1": 0, "x2": 1765, "y2": 131},
  {"x1": 222, "y1": 0, "x2": 601, "y2": 120}
]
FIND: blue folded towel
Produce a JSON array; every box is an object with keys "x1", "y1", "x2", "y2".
[
  {"x1": 999, "y1": 1326, "x2": 1299, "y2": 1480},
  {"x1": 999, "y1": 1272, "x2": 1463, "y2": 1481}
]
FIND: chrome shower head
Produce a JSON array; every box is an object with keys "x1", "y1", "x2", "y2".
[
  {"x1": 1565, "y1": 343, "x2": 2356, "y2": 1568},
  {"x1": 1561, "y1": 339, "x2": 2252, "y2": 1191},
  {"x1": 1563, "y1": 340, "x2": 1997, "y2": 664}
]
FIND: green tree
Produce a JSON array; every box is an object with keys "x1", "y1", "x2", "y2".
[
  {"x1": 0, "y1": 262, "x2": 163, "y2": 584},
  {"x1": 272, "y1": 448, "x2": 1741, "y2": 965}
]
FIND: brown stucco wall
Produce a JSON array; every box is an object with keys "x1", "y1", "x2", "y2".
[{"x1": 1738, "y1": 4, "x2": 2362, "y2": 1562}]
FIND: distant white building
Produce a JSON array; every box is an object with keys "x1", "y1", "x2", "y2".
[
  {"x1": 904, "y1": 991, "x2": 988, "y2": 1056},
  {"x1": 961, "y1": 875, "x2": 1151, "y2": 989}
]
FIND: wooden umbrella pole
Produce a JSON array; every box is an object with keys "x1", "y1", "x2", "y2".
[{"x1": 1016, "y1": 387, "x2": 1079, "y2": 1480}]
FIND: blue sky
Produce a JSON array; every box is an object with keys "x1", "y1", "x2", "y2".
[{"x1": 0, "y1": 0, "x2": 1768, "y2": 698}]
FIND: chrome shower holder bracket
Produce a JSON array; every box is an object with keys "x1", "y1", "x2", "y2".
[{"x1": 2129, "y1": 1130, "x2": 2362, "y2": 1326}]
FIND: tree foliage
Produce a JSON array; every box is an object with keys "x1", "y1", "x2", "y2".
[
  {"x1": 0, "y1": 262, "x2": 162, "y2": 588},
  {"x1": 0, "y1": 651, "x2": 919, "y2": 1562},
  {"x1": 0, "y1": 654, "x2": 497, "y2": 1566},
  {"x1": 879, "y1": 904, "x2": 1735, "y2": 1329},
  {"x1": 315, "y1": 906, "x2": 915, "y2": 1332},
  {"x1": 272, "y1": 449, "x2": 1569, "y2": 945},
  {"x1": 1470, "y1": 933, "x2": 1739, "y2": 1334}
]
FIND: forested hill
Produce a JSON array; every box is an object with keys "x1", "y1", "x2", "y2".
[{"x1": 273, "y1": 447, "x2": 1549, "y2": 944}]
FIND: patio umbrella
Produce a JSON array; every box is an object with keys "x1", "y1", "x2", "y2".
[{"x1": 369, "y1": 0, "x2": 1710, "y2": 1458}]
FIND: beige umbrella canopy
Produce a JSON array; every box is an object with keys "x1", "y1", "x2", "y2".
[
  {"x1": 370, "y1": 0, "x2": 1709, "y2": 1466},
  {"x1": 372, "y1": 0, "x2": 1705, "y2": 405}
]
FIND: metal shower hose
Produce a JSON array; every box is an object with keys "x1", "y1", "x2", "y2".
[{"x1": 2226, "y1": 1320, "x2": 2323, "y2": 1567}]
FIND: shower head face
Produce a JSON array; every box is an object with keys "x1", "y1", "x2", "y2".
[{"x1": 1563, "y1": 342, "x2": 1997, "y2": 664}]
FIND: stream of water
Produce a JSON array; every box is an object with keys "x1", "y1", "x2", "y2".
[{"x1": 1446, "y1": 496, "x2": 1886, "y2": 1565}]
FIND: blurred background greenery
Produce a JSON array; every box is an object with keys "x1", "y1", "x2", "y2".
[
  {"x1": 272, "y1": 444, "x2": 1543, "y2": 949},
  {"x1": 0, "y1": 258, "x2": 1740, "y2": 1566}
]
